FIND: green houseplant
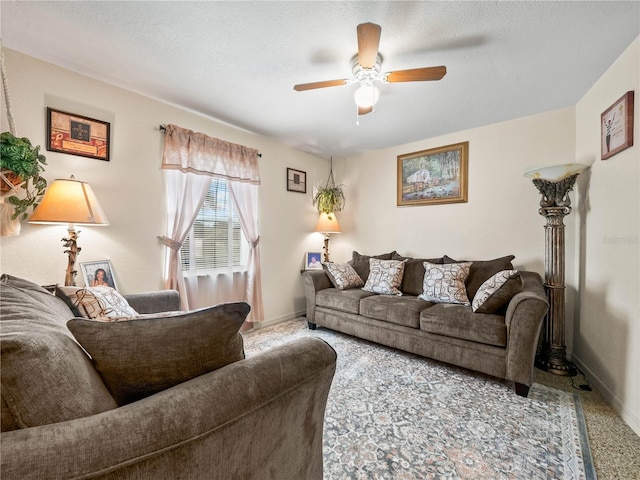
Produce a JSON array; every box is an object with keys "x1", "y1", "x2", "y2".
[
  {"x1": 313, "y1": 159, "x2": 345, "y2": 214},
  {"x1": 0, "y1": 131, "x2": 47, "y2": 220}
]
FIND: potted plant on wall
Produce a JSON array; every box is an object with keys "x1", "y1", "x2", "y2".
[{"x1": 0, "y1": 131, "x2": 48, "y2": 220}]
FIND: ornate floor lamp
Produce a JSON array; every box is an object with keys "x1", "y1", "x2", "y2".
[{"x1": 524, "y1": 163, "x2": 589, "y2": 376}]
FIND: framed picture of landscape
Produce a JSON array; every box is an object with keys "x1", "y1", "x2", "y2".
[{"x1": 397, "y1": 141, "x2": 469, "y2": 206}]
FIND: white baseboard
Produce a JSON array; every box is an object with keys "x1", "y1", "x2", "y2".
[
  {"x1": 573, "y1": 355, "x2": 640, "y2": 437},
  {"x1": 250, "y1": 311, "x2": 306, "y2": 331}
]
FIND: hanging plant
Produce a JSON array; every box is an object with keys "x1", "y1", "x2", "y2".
[
  {"x1": 1, "y1": 131, "x2": 48, "y2": 220},
  {"x1": 313, "y1": 157, "x2": 345, "y2": 214}
]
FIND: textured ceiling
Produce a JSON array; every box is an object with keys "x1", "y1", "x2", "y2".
[{"x1": 2, "y1": 1, "x2": 639, "y2": 158}]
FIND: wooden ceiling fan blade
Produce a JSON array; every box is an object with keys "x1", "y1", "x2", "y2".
[
  {"x1": 357, "y1": 22, "x2": 381, "y2": 69},
  {"x1": 385, "y1": 66, "x2": 447, "y2": 83},
  {"x1": 358, "y1": 106, "x2": 373, "y2": 115},
  {"x1": 293, "y1": 79, "x2": 349, "y2": 91}
]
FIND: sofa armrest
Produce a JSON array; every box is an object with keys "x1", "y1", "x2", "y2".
[
  {"x1": 1, "y1": 337, "x2": 337, "y2": 480},
  {"x1": 302, "y1": 270, "x2": 333, "y2": 323},
  {"x1": 124, "y1": 290, "x2": 181, "y2": 314},
  {"x1": 504, "y1": 271, "x2": 549, "y2": 386}
]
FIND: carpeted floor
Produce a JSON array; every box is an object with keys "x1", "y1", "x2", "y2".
[{"x1": 244, "y1": 319, "x2": 602, "y2": 479}]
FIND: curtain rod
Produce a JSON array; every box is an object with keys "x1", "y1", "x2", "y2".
[{"x1": 159, "y1": 125, "x2": 262, "y2": 157}]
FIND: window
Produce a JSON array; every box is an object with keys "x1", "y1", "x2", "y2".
[{"x1": 180, "y1": 178, "x2": 247, "y2": 273}]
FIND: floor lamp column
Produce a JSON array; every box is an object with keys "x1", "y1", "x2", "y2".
[{"x1": 531, "y1": 172, "x2": 582, "y2": 376}]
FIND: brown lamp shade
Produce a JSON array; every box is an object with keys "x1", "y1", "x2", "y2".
[
  {"x1": 314, "y1": 212, "x2": 341, "y2": 234},
  {"x1": 28, "y1": 178, "x2": 109, "y2": 226}
]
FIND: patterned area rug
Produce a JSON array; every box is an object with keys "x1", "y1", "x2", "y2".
[{"x1": 243, "y1": 319, "x2": 596, "y2": 480}]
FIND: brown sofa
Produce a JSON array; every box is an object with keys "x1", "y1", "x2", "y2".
[
  {"x1": 1, "y1": 274, "x2": 337, "y2": 480},
  {"x1": 302, "y1": 251, "x2": 548, "y2": 397}
]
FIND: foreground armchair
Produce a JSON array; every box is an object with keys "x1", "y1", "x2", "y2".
[{"x1": 1, "y1": 275, "x2": 337, "y2": 479}]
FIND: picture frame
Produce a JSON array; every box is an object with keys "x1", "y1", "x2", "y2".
[
  {"x1": 80, "y1": 260, "x2": 118, "y2": 290},
  {"x1": 397, "y1": 141, "x2": 469, "y2": 206},
  {"x1": 305, "y1": 252, "x2": 322, "y2": 270},
  {"x1": 47, "y1": 107, "x2": 111, "y2": 161},
  {"x1": 601, "y1": 91, "x2": 634, "y2": 160},
  {"x1": 287, "y1": 168, "x2": 306, "y2": 193}
]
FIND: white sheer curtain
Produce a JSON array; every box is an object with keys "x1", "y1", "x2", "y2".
[
  {"x1": 229, "y1": 181, "x2": 263, "y2": 323},
  {"x1": 159, "y1": 169, "x2": 211, "y2": 310},
  {"x1": 160, "y1": 124, "x2": 263, "y2": 320}
]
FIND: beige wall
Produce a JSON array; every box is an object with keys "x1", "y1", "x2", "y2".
[
  {"x1": 0, "y1": 48, "x2": 328, "y2": 324},
  {"x1": 574, "y1": 37, "x2": 639, "y2": 434}
]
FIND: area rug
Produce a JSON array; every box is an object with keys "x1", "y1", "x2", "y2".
[{"x1": 243, "y1": 319, "x2": 596, "y2": 480}]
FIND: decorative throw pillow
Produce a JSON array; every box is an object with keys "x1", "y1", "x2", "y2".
[
  {"x1": 57, "y1": 286, "x2": 138, "y2": 320},
  {"x1": 67, "y1": 302, "x2": 250, "y2": 405},
  {"x1": 472, "y1": 270, "x2": 523, "y2": 313},
  {"x1": 392, "y1": 252, "x2": 445, "y2": 296},
  {"x1": 323, "y1": 262, "x2": 364, "y2": 290},
  {"x1": 350, "y1": 251, "x2": 395, "y2": 283},
  {"x1": 444, "y1": 255, "x2": 515, "y2": 301},
  {"x1": 419, "y1": 261, "x2": 472, "y2": 305},
  {"x1": 362, "y1": 258, "x2": 406, "y2": 296}
]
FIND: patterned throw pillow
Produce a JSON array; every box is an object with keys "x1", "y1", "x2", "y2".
[
  {"x1": 362, "y1": 258, "x2": 407, "y2": 296},
  {"x1": 419, "y1": 261, "x2": 472, "y2": 305},
  {"x1": 57, "y1": 286, "x2": 138, "y2": 320},
  {"x1": 323, "y1": 262, "x2": 364, "y2": 290},
  {"x1": 472, "y1": 270, "x2": 523, "y2": 313}
]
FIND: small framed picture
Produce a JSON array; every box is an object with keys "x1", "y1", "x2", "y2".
[
  {"x1": 601, "y1": 91, "x2": 634, "y2": 160},
  {"x1": 80, "y1": 260, "x2": 118, "y2": 290},
  {"x1": 305, "y1": 252, "x2": 322, "y2": 270},
  {"x1": 47, "y1": 107, "x2": 111, "y2": 161},
  {"x1": 287, "y1": 168, "x2": 306, "y2": 193}
]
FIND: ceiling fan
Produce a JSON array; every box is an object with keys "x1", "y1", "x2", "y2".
[{"x1": 293, "y1": 22, "x2": 447, "y2": 115}]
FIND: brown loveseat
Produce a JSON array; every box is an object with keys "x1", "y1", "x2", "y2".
[
  {"x1": 303, "y1": 251, "x2": 548, "y2": 397},
  {"x1": 1, "y1": 274, "x2": 337, "y2": 480}
]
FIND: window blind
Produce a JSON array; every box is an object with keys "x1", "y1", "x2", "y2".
[{"x1": 180, "y1": 178, "x2": 245, "y2": 272}]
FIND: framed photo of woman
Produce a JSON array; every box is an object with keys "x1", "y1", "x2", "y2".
[
  {"x1": 305, "y1": 252, "x2": 322, "y2": 270},
  {"x1": 80, "y1": 260, "x2": 118, "y2": 290}
]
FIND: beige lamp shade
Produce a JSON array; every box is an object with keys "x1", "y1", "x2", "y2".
[
  {"x1": 28, "y1": 177, "x2": 109, "y2": 226},
  {"x1": 314, "y1": 212, "x2": 341, "y2": 234}
]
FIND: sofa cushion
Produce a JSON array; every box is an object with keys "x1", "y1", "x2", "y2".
[
  {"x1": 67, "y1": 302, "x2": 250, "y2": 405},
  {"x1": 420, "y1": 303, "x2": 507, "y2": 347},
  {"x1": 360, "y1": 295, "x2": 432, "y2": 328},
  {"x1": 316, "y1": 288, "x2": 374, "y2": 315},
  {"x1": 323, "y1": 262, "x2": 364, "y2": 290},
  {"x1": 392, "y1": 252, "x2": 445, "y2": 296},
  {"x1": 444, "y1": 255, "x2": 515, "y2": 301},
  {"x1": 472, "y1": 270, "x2": 523, "y2": 314},
  {"x1": 419, "y1": 261, "x2": 472, "y2": 305},
  {"x1": 350, "y1": 251, "x2": 394, "y2": 282},
  {"x1": 362, "y1": 258, "x2": 407, "y2": 296},
  {"x1": 57, "y1": 285, "x2": 139, "y2": 320},
  {"x1": 0, "y1": 275, "x2": 117, "y2": 431}
]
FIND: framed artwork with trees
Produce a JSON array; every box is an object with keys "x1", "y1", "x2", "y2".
[{"x1": 397, "y1": 141, "x2": 468, "y2": 206}]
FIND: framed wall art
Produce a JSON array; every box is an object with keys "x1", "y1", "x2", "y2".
[
  {"x1": 287, "y1": 168, "x2": 306, "y2": 193},
  {"x1": 80, "y1": 260, "x2": 118, "y2": 290},
  {"x1": 397, "y1": 141, "x2": 469, "y2": 206},
  {"x1": 601, "y1": 91, "x2": 634, "y2": 160},
  {"x1": 47, "y1": 108, "x2": 111, "y2": 161}
]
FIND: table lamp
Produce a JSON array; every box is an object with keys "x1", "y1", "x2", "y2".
[
  {"x1": 28, "y1": 176, "x2": 109, "y2": 286},
  {"x1": 315, "y1": 212, "x2": 341, "y2": 262}
]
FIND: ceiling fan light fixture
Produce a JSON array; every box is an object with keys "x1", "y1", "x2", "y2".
[{"x1": 354, "y1": 84, "x2": 380, "y2": 108}]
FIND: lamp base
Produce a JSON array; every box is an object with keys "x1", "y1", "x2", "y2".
[
  {"x1": 535, "y1": 345, "x2": 577, "y2": 376},
  {"x1": 62, "y1": 226, "x2": 81, "y2": 286}
]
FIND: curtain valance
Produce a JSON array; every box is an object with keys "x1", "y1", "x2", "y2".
[{"x1": 161, "y1": 124, "x2": 261, "y2": 184}]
